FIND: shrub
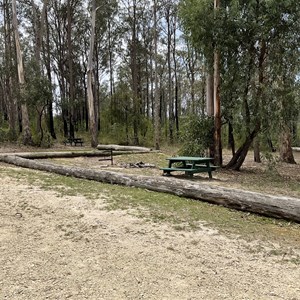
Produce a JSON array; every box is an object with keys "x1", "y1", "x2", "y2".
[{"x1": 178, "y1": 115, "x2": 214, "y2": 156}]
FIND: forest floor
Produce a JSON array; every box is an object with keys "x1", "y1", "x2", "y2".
[{"x1": 0, "y1": 144, "x2": 300, "y2": 299}]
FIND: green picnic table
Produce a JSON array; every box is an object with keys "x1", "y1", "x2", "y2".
[{"x1": 160, "y1": 156, "x2": 218, "y2": 179}]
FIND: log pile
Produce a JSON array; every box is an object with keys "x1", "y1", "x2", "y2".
[{"x1": 0, "y1": 154, "x2": 300, "y2": 223}]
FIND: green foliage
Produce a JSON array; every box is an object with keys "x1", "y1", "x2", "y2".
[
  {"x1": 0, "y1": 128, "x2": 9, "y2": 143},
  {"x1": 178, "y1": 115, "x2": 214, "y2": 156},
  {"x1": 261, "y1": 152, "x2": 280, "y2": 174},
  {"x1": 180, "y1": 0, "x2": 300, "y2": 159},
  {"x1": 0, "y1": 123, "x2": 18, "y2": 142},
  {"x1": 30, "y1": 129, "x2": 53, "y2": 148},
  {"x1": 24, "y1": 60, "x2": 52, "y2": 109}
]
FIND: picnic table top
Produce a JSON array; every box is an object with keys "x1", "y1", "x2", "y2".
[{"x1": 166, "y1": 156, "x2": 213, "y2": 162}]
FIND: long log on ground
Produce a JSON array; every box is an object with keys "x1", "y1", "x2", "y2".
[
  {"x1": 97, "y1": 144, "x2": 153, "y2": 152},
  {"x1": 1, "y1": 155, "x2": 300, "y2": 223},
  {"x1": 17, "y1": 151, "x2": 109, "y2": 159},
  {"x1": 292, "y1": 147, "x2": 300, "y2": 152},
  {"x1": 0, "y1": 150, "x2": 150, "y2": 160}
]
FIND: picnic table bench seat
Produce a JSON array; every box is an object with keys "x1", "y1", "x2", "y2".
[
  {"x1": 160, "y1": 167, "x2": 200, "y2": 176},
  {"x1": 64, "y1": 137, "x2": 84, "y2": 146},
  {"x1": 186, "y1": 163, "x2": 219, "y2": 170}
]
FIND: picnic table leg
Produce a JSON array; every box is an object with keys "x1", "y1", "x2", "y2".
[
  {"x1": 185, "y1": 171, "x2": 193, "y2": 177},
  {"x1": 204, "y1": 161, "x2": 212, "y2": 179}
]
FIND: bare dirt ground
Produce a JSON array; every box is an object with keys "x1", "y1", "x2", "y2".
[{"x1": 0, "y1": 145, "x2": 300, "y2": 299}]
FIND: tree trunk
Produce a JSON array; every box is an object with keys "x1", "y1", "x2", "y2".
[
  {"x1": 153, "y1": 0, "x2": 160, "y2": 150},
  {"x1": 12, "y1": 0, "x2": 33, "y2": 146},
  {"x1": 213, "y1": 48, "x2": 222, "y2": 166},
  {"x1": 45, "y1": 7, "x2": 56, "y2": 139},
  {"x1": 67, "y1": 0, "x2": 75, "y2": 139},
  {"x1": 213, "y1": 0, "x2": 222, "y2": 166},
  {"x1": 130, "y1": 0, "x2": 140, "y2": 145},
  {"x1": 87, "y1": 0, "x2": 99, "y2": 148},
  {"x1": 172, "y1": 19, "x2": 179, "y2": 136},
  {"x1": 166, "y1": 6, "x2": 174, "y2": 143},
  {"x1": 253, "y1": 137, "x2": 261, "y2": 163},
  {"x1": 226, "y1": 122, "x2": 260, "y2": 170},
  {"x1": 4, "y1": 0, "x2": 18, "y2": 139},
  {"x1": 206, "y1": 71, "x2": 214, "y2": 117},
  {"x1": 1, "y1": 155, "x2": 300, "y2": 223},
  {"x1": 31, "y1": 0, "x2": 48, "y2": 142},
  {"x1": 227, "y1": 120, "x2": 235, "y2": 156},
  {"x1": 279, "y1": 124, "x2": 296, "y2": 164}
]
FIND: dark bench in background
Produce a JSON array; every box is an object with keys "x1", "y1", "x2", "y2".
[{"x1": 64, "y1": 138, "x2": 84, "y2": 146}]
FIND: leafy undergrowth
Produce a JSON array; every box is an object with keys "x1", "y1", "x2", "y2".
[{"x1": 1, "y1": 164, "x2": 299, "y2": 259}]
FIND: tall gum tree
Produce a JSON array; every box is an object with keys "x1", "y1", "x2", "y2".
[
  {"x1": 180, "y1": 0, "x2": 300, "y2": 170},
  {"x1": 153, "y1": 0, "x2": 160, "y2": 149},
  {"x1": 12, "y1": 0, "x2": 33, "y2": 145},
  {"x1": 213, "y1": 0, "x2": 222, "y2": 166},
  {"x1": 3, "y1": 0, "x2": 18, "y2": 138},
  {"x1": 87, "y1": 0, "x2": 98, "y2": 148}
]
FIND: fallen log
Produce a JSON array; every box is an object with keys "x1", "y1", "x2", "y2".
[
  {"x1": 17, "y1": 151, "x2": 110, "y2": 159},
  {"x1": 1, "y1": 150, "x2": 149, "y2": 160},
  {"x1": 97, "y1": 144, "x2": 152, "y2": 152},
  {"x1": 292, "y1": 147, "x2": 300, "y2": 152},
  {"x1": 1, "y1": 155, "x2": 300, "y2": 223}
]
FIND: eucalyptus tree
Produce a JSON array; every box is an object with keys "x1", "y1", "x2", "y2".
[
  {"x1": 1, "y1": 0, "x2": 18, "y2": 139},
  {"x1": 162, "y1": 0, "x2": 178, "y2": 144},
  {"x1": 48, "y1": 0, "x2": 88, "y2": 138},
  {"x1": 12, "y1": 0, "x2": 33, "y2": 145},
  {"x1": 87, "y1": 0, "x2": 98, "y2": 147},
  {"x1": 118, "y1": 0, "x2": 154, "y2": 145},
  {"x1": 23, "y1": 0, "x2": 56, "y2": 145},
  {"x1": 153, "y1": 0, "x2": 160, "y2": 149},
  {"x1": 180, "y1": 0, "x2": 300, "y2": 170},
  {"x1": 93, "y1": 0, "x2": 119, "y2": 134},
  {"x1": 213, "y1": 0, "x2": 221, "y2": 166}
]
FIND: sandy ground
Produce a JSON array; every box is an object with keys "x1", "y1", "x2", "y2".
[{"x1": 1, "y1": 165, "x2": 300, "y2": 300}]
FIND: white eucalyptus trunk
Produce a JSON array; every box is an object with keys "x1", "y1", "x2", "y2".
[
  {"x1": 87, "y1": 0, "x2": 98, "y2": 148},
  {"x1": 12, "y1": 0, "x2": 33, "y2": 145}
]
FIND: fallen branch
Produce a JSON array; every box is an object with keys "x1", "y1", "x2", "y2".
[{"x1": 1, "y1": 155, "x2": 300, "y2": 223}]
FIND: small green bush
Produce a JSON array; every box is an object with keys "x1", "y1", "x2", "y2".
[{"x1": 178, "y1": 115, "x2": 214, "y2": 156}]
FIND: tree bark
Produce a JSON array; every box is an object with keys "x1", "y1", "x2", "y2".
[
  {"x1": 130, "y1": 0, "x2": 140, "y2": 145},
  {"x1": 12, "y1": 0, "x2": 33, "y2": 146},
  {"x1": 213, "y1": 0, "x2": 222, "y2": 166},
  {"x1": 44, "y1": 7, "x2": 56, "y2": 139},
  {"x1": 279, "y1": 124, "x2": 296, "y2": 164},
  {"x1": 87, "y1": 0, "x2": 99, "y2": 148},
  {"x1": 67, "y1": 0, "x2": 75, "y2": 139},
  {"x1": 1, "y1": 155, "x2": 300, "y2": 223},
  {"x1": 226, "y1": 122, "x2": 261, "y2": 170},
  {"x1": 166, "y1": 5, "x2": 174, "y2": 143},
  {"x1": 227, "y1": 120, "x2": 235, "y2": 156},
  {"x1": 153, "y1": 0, "x2": 160, "y2": 150},
  {"x1": 3, "y1": 0, "x2": 18, "y2": 138},
  {"x1": 206, "y1": 72, "x2": 214, "y2": 117},
  {"x1": 253, "y1": 137, "x2": 261, "y2": 163}
]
